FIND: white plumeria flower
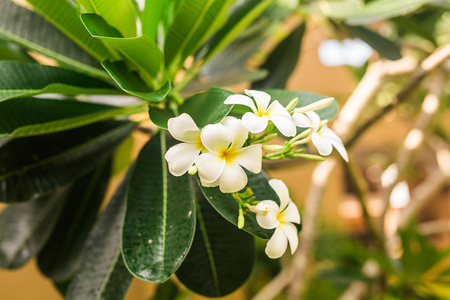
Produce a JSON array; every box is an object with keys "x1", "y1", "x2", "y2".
[
  {"x1": 296, "y1": 111, "x2": 348, "y2": 162},
  {"x1": 164, "y1": 113, "x2": 203, "y2": 176},
  {"x1": 254, "y1": 179, "x2": 300, "y2": 259},
  {"x1": 195, "y1": 117, "x2": 262, "y2": 193},
  {"x1": 224, "y1": 89, "x2": 296, "y2": 137}
]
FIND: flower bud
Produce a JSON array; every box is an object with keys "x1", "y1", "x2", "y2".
[
  {"x1": 188, "y1": 165, "x2": 198, "y2": 175},
  {"x1": 262, "y1": 144, "x2": 285, "y2": 152},
  {"x1": 285, "y1": 97, "x2": 298, "y2": 112},
  {"x1": 294, "y1": 97, "x2": 334, "y2": 114}
]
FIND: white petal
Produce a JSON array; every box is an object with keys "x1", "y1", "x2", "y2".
[
  {"x1": 311, "y1": 131, "x2": 332, "y2": 156},
  {"x1": 218, "y1": 161, "x2": 247, "y2": 193},
  {"x1": 201, "y1": 123, "x2": 231, "y2": 154},
  {"x1": 195, "y1": 153, "x2": 225, "y2": 183},
  {"x1": 245, "y1": 89, "x2": 271, "y2": 111},
  {"x1": 200, "y1": 176, "x2": 219, "y2": 188},
  {"x1": 266, "y1": 100, "x2": 291, "y2": 118},
  {"x1": 329, "y1": 138, "x2": 349, "y2": 162},
  {"x1": 305, "y1": 111, "x2": 321, "y2": 129},
  {"x1": 279, "y1": 222, "x2": 299, "y2": 254},
  {"x1": 279, "y1": 201, "x2": 300, "y2": 224},
  {"x1": 165, "y1": 143, "x2": 201, "y2": 176},
  {"x1": 256, "y1": 200, "x2": 280, "y2": 229},
  {"x1": 222, "y1": 117, "x2": 248, "y2": 150},
  {"x1": 269, "y1": 115, "x2": 296, "y2": 137},
  {"x1": 232, "y1": 144, "x2": 262, "y2": 174},
  {"x1": 319, "y1": 126, "x2": 349, "y2": 161},
  {"x1": 292, "y1": 113, "x2": 314, "y2": 128},
  {"x1": 167, "y1": 113, "x2": 200, "y2": 142},
  {"x1": 224, "y1": 94, "x2": 258, "y2": 113},
  {"x1": 242, "y1": 112, "x2": 268, "y2": 134},
  {"x1": 265, "y1": 227, "x2": 288, "y2": 259},
  {"x1": 269, "y1": 179, "x2": 291, "y2": 211}
]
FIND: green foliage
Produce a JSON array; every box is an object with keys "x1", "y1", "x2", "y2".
[{"x1": 122, "y1": 132, "x2": 196, "y2": 282}]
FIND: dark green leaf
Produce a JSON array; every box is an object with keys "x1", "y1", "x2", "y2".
[
  {"x1": 76, "y1": 0, "x2": 138, "y2": 37},
  {"x1": 176, "y1": 185, "x2": 254, "y2": 297},
  {"x1": 198, "y1": 170, "x2": 277, "y2": 239},
  {"x1": 0, "y1": 187, "x2": 70, "y2": 268},
  {"x1": 26, "y1": 0, "x2": 111, "y2": 61},
  {"x1": 37, "y1": 160, "x2": 111, "y2": 281},
  {"x1": 0, "y1": 40, "x2": 34, "y2": 62},
  {"x1": 81, "y1": 14, "x2": 163, "y2": 78},
  {"x1": 149, "y1": 87, "x2": 235, "y2": 129},
  {"x1": 252, "y1": 22, "x2": 306, "y2": 89},
  {"x1": 102, "y1": 59, "x2": 171, "y2": 102},
  {"x1": 0, "y1": 1, "x2": 107, "y2": 79},
  {"x1": 122, "y1": 132, "x2": 196, "y2": 282},
  {"x1": 0, "y1": 97, "x2": 144, "y2": 138},
  {"x1": 0, "y1": 61, "x2": 121, "y2": 102},
  {"x1": 0, "y1": 120, "x2": 135, "y2": 203},
  {"x1": 344, "y1": 25, "x2": 402, "y2": 61},
  {"x1": 66, "y1": 171, "x2": 133, "y2": 300}
]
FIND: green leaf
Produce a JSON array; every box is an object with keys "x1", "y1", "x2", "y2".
[
  {"x1": 252, "y1": 22, "x2": 306, "y2": 89},
  {"x1": 0, "y1": 120, "x2": 135, "y2": 203},
  {"x1": 0, "y1": 40, "x2": 34, "y2": 62},
  {"x1": 81, "y1": 13, "x2": 163, "y2": 78},
  {"x1": 164, "y1": 0, "x2": 232, "y2": 70},
  {"x1": 25, "y1": 0, "x2": 111, "y2": 61},
  {"x1": 76, "y1": 0, "x2": 138, "y2": 37},
  {"x1": 102, "y1": 59, "x2": 171, "y2": 102},
  {"x1": 112, "y1": 134, "x2": 134, "y2": 175},
  {"x1": 149, "y1": 87, "x2": 235, "y2": 129},
  {"x1": 122, "y1": 132, "x2": 196, "y2": 282},
  {"x1": 204, "y1": 0, "x2": 277, "y2": 62},
  {"x1": 198, "y1": 170, "x2": 277, "y2": 239},
  {"x1": 37, "y1": 160, "x2": 111, "y2": 281},
  {"x1": 66, "y1": 172, "x2": 133, "y2": 300},
  {"x1": 0, "y1": 61, "x2": 121, "y2": 102},
  {"x1": 0, "y1": 187, "x2": 70, "y2": 268},
  {"x1": 141, "y1": 0, "x2": 168, "y2": 41},
  {"x1": 0, "y1": 1, "x2": 108, "y2": 79},
  {"x1": 176, "y1": 186, "x2": 254, "y2": 297},
  {"x1": 0, "y1": 97, "x2": 144, "y2": 138},
  {"x1": 344, "y1": 25, "x2": 402, "y2": 60},
  {"x1": 262, "y1": 89, "x2": 339, "y2": 121},
  {"x1": 150, "y1": 281, "x2": 180, "y2": 300},
  {"x1": 304, "y1": 0, "x2": 433, "y2": 25}
]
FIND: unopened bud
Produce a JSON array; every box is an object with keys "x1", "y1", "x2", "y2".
[
  {"x1": 188, "y1": 165, "x2": 198, "y2": 175},
  {"x1": 249, "y1": 204, "x2": 269, "y2": 216},
  {"x1": 294, "y1": 97, "x2": 334, "y2": 114},
  {"x1": 285, "y1": 97, "x2": 298, "y2": 112},
  {"x1": 262, "y1": 144, "x2": 285, "y2": 152}
]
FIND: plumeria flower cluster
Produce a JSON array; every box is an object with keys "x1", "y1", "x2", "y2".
[{"x1": 164, "y1": 89, "x2": 348, "y2": 258}]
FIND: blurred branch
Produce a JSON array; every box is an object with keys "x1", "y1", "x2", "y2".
[
  {"x1": 419, "y1": 219, "x2": 450, "y2": 236},
  {"x1": 346, "y1": 44, "x2": 450, "y2": 148}
]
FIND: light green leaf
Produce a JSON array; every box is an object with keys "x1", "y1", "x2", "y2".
[
  {"x1": 0, "y1": 120, "x2": 135, "y2": 203},
  {"x1": 122, "y1": 132, "x2": 196, "y2": 282},
  {"x1": 112, "y1": 134, "x2": 134, "y2": 175},
  {"x1": 25, "y1": 0, "x2": 111, "y2": 61},
  {"x1": 66, "y1": 172, "x2": 133, "y2": 300},
  {"x1": 0, "y1": 61, "x2": 121, "y2": 102},
  {"x1": 76, "y1": 0, "x2": 137, "y2": 37},
  {"x1": 0, "y1": 1, "x2": 107, "y2": 78},
  {"x1": 141, "y1": 0, "x2": 168, "y2": 41},
  {"x1": 102, "y1": 59, "x2": 171, "y2": 102},
  {"x1": 37, "y1": 160, "x2": 111, "y2": 281},
  {"x1": 0, "y1": 97, "x2": 144, "y2": 138},
  {"x1": 252, "y1": 22, "x2": 306, "y2": 89},
  {"x1": 81, "y1": 13, "x2": 163, "y2": 78},
  {"x1": 164, "y1": 0, "x2": 232, "y2": 70},
  {"x1": 204, "y1": 0, "x2": 277, "y2": 62},
  {"x1": 176, "y1": 187, "x2": 254, "y2": 297},
  {"x1": 198, "y1": 170, "x2": 277, "y2": 239},
  {"x1": 0, "y1": 187, "x2": 70, "y2": 268},
  {"x1": 149, "y1": 87, "x2": 235, "y2": 129}
]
